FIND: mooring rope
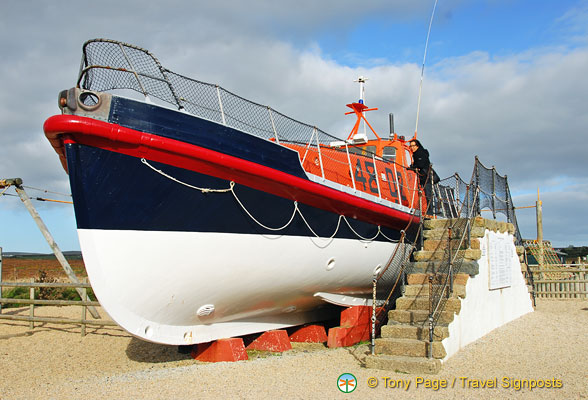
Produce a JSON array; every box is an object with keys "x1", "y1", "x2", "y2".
[{"x1": 22, "y1": 185, "x2": 72, "y2": 198}]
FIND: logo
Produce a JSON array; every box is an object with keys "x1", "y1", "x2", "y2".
[{"x1": 337, "y1": 373, "x2": 357, "y2": 393}]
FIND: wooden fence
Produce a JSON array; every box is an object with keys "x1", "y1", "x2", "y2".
[
  {"x1": 527, "y1": 264, "x2": 588, "y2": 299},
  {"x1": 0, "y1": 280, "x2": 117, "y2": 336}
]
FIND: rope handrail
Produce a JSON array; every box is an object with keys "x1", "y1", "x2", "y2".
[{"x1": 429, "y1": 186, "x2": 479, "y2": 322}]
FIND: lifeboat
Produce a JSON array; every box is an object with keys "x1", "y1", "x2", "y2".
[{"x1": 43, "y1": 39, "x2": 425, "y2": 345}]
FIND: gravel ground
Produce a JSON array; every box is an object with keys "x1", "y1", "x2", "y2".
[{"x1": 0, "y1": 299, "x2": 586, "y2": 399}]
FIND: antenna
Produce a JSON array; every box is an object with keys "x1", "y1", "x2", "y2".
[
  {"x1": 354, "y1": 76, "x2": 369, "y2": 138},
  {"x1": 389, "y1": 113, "x2": 395, "y2": 137},
  {"x1": 354, "y1": 76, "x2": 368, "y2": 104},
  {"x1": 345, "y1": 77, "x2": 380, "y2": 142},
  {"x1": 414, "y1": 0, "x2": 439, "y2": 139}
]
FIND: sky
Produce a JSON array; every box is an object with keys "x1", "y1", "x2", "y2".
[{"x1": 1, "y1": 0, "x2": 587, "y2": 253}]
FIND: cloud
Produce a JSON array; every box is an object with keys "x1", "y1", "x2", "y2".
[
  {"x1": 554, "y1": 0, "x2": 588, "y2": 44},
  {"x1": 0, "y1": 1, "x2": 586, "y2": 251},
  {"x1": 513, "y1": 180, "x2": 588, "y2": 246}
]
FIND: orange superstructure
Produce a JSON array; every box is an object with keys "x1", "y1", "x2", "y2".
[{"x1": 283, "y1": 93, "x2": 425, "y2": 213}]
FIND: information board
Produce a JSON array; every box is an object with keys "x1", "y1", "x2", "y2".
[{"x1": 488, "y1": 231, "x2": 512, "y2": 290}]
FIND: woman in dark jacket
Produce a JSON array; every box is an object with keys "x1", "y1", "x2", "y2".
[{"x1": 409, "y1": 139, "x2": 433, "y2": 214}]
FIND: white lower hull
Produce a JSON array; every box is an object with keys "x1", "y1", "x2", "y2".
[{"x1": 79, "y1": 229, "x2": 404, "y2": 345}]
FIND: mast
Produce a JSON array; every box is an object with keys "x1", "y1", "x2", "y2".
[
  {"x1": 346, "y1": 77, "x2": 379, "y2": 143},
  {"x1": 355, "y1": 76, "x2": 367, "y2": 105}
]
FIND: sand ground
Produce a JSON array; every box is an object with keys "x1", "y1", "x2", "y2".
[{"x1": 0, "y1": 299, "x2": 586, "y2": 399}]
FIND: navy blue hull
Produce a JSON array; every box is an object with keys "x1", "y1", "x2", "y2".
[
  {"x1": 109, "y1": 96, "x2": 307, "y2": 178},
  {"x1": 66, "y1": 143, "x2": 414, "y2": 242}
]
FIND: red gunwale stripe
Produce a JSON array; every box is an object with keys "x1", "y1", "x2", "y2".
[{"x1": 44, "y1": 114, "x2": 418, "y2": 230}]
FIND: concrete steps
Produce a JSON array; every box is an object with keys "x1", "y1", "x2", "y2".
[
  {"x1": 395, "y1": 296, "x2": 462, "y2": 313},
  {"x1": 388, "y1": 308, "x2": 455, "y2": 325},
  {"x1": 366, "y1": 216, "x2": 528, "y2": 374},
  {"x1": 380, "y1": 324, "x2": 449, "y2": 341},
  {"x1": 413, "y1": 248, "x2": 481, "y2": 262},
  {"x1": 366, "y1": 218, "x2": 484, "y2": 374},
  {"x1": 407, "y1": 272, "x2": 470, "y2": 286},
  {"x1": 375, "y1": 337, "x2": 447, "y2": 358},
  {"x1": 403, "y1": 283, "x2": 466, "y2": 298},
  {"x1": 409, "y1": 260, "x2": 479, "y2": 276},
  {"x1": 365, "y1": 354, "x2": 442, "y2": 374}
]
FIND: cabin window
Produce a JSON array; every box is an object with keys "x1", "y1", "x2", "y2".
[
  {"x1": 382, "y1": 146, "x2": 396, "y2": 162},
  {"x1": 348, "y1": 146, "x2": 363, "y2": 155},
  {"x1": 348, "y1": 145, "x2": 376, "y2": 157},
  {"x1": 364, "y1": 146, "x2": 376, "y2": 156}
]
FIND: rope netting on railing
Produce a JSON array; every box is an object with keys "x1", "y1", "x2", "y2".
[
  {"x1": 474, "y1": 157, "x2": 522, "y2": 244},
  {"x1": 427, "y1": 190, "x2": 477, "y2": 336},
  {"x1": 431, "y1": 156, "x2": 522, "y2": 245},
  {"x1": 421, "y1": 157, "x2": 526, "y2": 356},
  {"x1": 78, "y1": 39, "x2": 336, "y2": 146},
  {"x1": 77, "y1": 39, "x2": 422, "y2": 210}
]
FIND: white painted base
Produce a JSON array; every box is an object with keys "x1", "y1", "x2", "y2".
[
  {"x1": 442, "y1": 229, "x2": 533, "y2": 361},
  {"x1": 78, "y1": 229, "x2": 404, "y2": 345}
]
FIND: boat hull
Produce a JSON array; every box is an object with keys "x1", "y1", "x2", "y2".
[
  {"x1": 44, "y1": 93, "x2": 419, "y2": 345},
  {"x1": 78, "y1": 229, "x2": 403, "y2": 345}
]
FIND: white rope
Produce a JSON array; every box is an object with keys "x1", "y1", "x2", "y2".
[
  {"x1": 414, "y1": 0, "x2": 439, "y2": 136},
  {"x1": 342, "y1": 216, "x2": 382, "y2": 242},
  {"x1": 297, "y1": 209, "x2": 344, "y2": 240},
  {"x1": 141, "y1": 158, "x2": 233, "y2": 193},
  {"x1": 379, "y1": 228, "x2": 401, "y2": 243},
  {"x1": 231, "y1": 191, "x2": 298, "y2": 232},
  {"x1": 141, "y1": 157, "x2": 400, "y2": 243}
]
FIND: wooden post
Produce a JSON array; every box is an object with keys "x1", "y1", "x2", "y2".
[
  {"x1": 580, "y1": 265, "x2": 588, "y2": 299},
  {"x1": 581, "y1": 270, "x2": 584, "y2": 299},
  {"x1": 29, "y1": 278, "x2": 35, "y2": 329},
  {"x1": 13, "y1": 184, "x2": 100, "y2": 319},
  {"x1": 536, "y1": 188, "x2": 544, "y2": 269},
  {"x1": 81, "y1": 281, "x2": 87, "y2": 337},
  {"x1": 491, "y1": 166, "x2": 496, "y2": 220}
]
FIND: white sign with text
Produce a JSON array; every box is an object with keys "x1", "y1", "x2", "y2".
[{"x1": 488, "y1": 231, "x2": 512, "y2": 290}]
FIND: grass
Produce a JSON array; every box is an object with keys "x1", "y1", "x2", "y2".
[
  {"x1": 1, "y1": 286, "x2": 30, "y2": 308},
  {"x1": 245, "y1": 349, "x2": 283, "y2": 360},
  {"x1": 0, "y1": 270, "x2": 96, "y2": 309}
]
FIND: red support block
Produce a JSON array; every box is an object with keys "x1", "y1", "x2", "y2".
[
  {"x1": 327, "y1": 324, "x2": 371, "y2": 348},
  {"x1": 289, "y1": 324, "x2": 328, "y2": 343},
  {"x1": 340, "y1": 305, "x2": 371, "y2": 327},
  {"x1": 327, "y1": 306, "x2": 373, "y2": 348},
  {"x1": 327, "y1": 326, "x2": 351, "y2": 348},
  {"x1": 191, "y1": 338, "x2": 248, "y2": 362},
  {"x1": 348, "y1": 323, "x2": 371, "y2": 342},
  {"x1": 245, "y1": 330, "x2": 292, "y2": 352}
]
